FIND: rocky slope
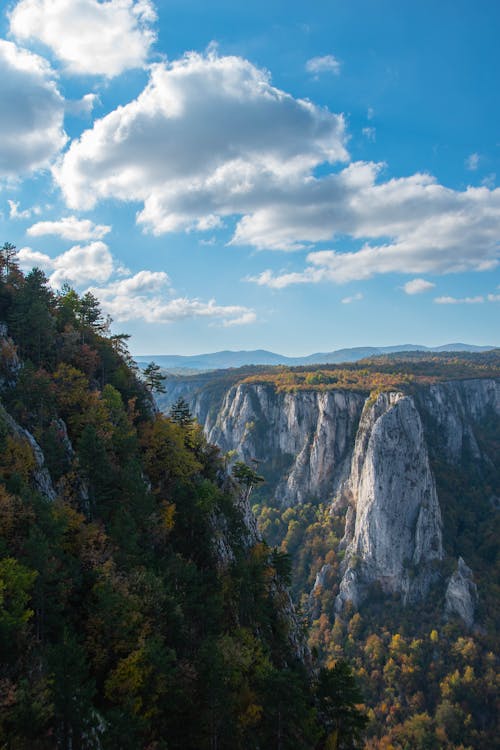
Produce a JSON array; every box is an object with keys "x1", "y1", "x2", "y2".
[{"x1": 165, "y1": 376, "x2": 499, "y2": 625}]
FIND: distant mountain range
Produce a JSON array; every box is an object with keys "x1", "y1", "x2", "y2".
[{"x1": 135, "y1": 343, "x2": 497, "y2": 372}]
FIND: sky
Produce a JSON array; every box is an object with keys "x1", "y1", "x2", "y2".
[{"x1": 0, "y1": 0, "x2": 499, "y2": 356}]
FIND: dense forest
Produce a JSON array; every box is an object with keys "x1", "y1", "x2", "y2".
[{"x1": 0, "y1": 244, "x2": 367, "y2": 749}]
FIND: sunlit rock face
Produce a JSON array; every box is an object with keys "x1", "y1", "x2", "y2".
[
  {"x1": 162, "y1": 376, "x2": 499, "y2": 614},
  {"x1": 208, "y1": 383, "x2": 365, "y2": 505},
  {"x1": 335, "y1": 392, "x2": 443, "y2": 611}
]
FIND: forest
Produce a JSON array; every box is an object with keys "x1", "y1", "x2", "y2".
[{"x1": 0, "y1": 243, "x2": 366, "y2": 749}]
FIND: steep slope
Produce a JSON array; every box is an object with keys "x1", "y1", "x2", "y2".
[
  {"x1": 1, "y1": 250, "x2": 366, "y2": 750},
  {"x1": 335, "y1": 392, "x2": 443, "y2": 611}
]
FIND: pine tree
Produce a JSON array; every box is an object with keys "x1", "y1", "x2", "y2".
[
  {"x1": 143, "y1": 362, "x2": 167, "y2": 394},
  {"x1": 169, "y1": 397, "x2": 193, "y2": 426}
]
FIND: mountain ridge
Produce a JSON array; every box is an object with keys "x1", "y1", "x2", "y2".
[{"x1": 135, "y1": 343, "x2": 497, "y2": 371}]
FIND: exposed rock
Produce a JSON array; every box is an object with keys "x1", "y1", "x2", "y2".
[
  {"x1": 445, "y1": 557, "x2": 478, "y2": 629},
  {"x1": 335, "y1": 392, "x2": 443, "y2": 612},
  {"x1": 308, "y1": 563, "x2": 333, "y2": 619},
  {"x1": 208, "y1": 384, "x2": 365, "y2": 505},
  {"x1": 162, "y1": 376, "x2": 498, "y2": 617},
  {"x1": 0, "y1": 404, "x2": 56, "y2": 501},
  {"x1": 415, "y1": 379, "x2": 500, "y2": 464}
]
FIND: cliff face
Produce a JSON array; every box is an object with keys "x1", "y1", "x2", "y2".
[
  {"x1": 335, "y1": 392, "x2": 443, "y2": 610},
  {"x1": 208, "y1": 383, "x2": 365, "y2": 505},
  {"x1": 414, "y1": 378, "x2": 500, "y2": 464},
  {"x1": 170, "y1": 377, "x2": 498, "y2": 621}
]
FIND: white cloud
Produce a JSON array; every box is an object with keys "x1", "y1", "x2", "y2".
[
  {"x1": 8, "y1": 200, "x2": 42, "y2": 220},
  {"x1": 487, "y1": 293, "x2": 500, "y2": 302},
  {"x1": 434, "y1": 295, "x2": 484, "y2": 304},
  {"x1": 362, "y1": 127, "x2": 376, "y2": 141},
  {"x1": 65, "y1": 93, "x2": 100, "y2": 117},
  {"x1": 88, "y1": 271, "x2": 256, "y2": 326},
  {"x1": 52, "y1": 50, "x2": 500, "y2": 285},
  {"x1": 242, "y1": 163, "x2": 500, "y2": 275},
  {"x1": 341, "y1": 292, "x2": 363, "y2": 304},
  {"x1": 306, "y1": 55, "x2": 341, "y2": 76},
  {"x1": 9, "y1": 0, "x2": 156, "y2": 77},
  {"x1": 18, "y1": 241, "x2": 114, "y2": 288},
  {"x1": 403, "y1": 278, "x2": 435, "y2": 295},
  {"x1": 466, "y1": 152, "x2": 479, "y2": 171},
  {"x1": 27, "y1": 216, "x2": 111, "y2": 241},
  {"x1": 54, "y1": 51, "x2": 348, "y2": 232},
  {"x1": 367, "y1": 107, "x2": 375, "y2": 120},
  {"x1": 0, "y1": 40, "x2": 66, "y2": 177}
]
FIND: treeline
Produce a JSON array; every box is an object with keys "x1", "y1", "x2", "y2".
[{"x1": 0, "y1": 244, "x2": 366, "y2": 749}]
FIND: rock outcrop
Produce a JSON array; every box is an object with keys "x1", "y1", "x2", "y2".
[
  {"x1": 161, "y1": 376, "x2": 499, "y2": 616},
  {"x1": 415, "y1": 379, "x2": 500, "y2": 464},
  {"x1": 208, "y1": 384, "x2": 365, "y2": 505},
  {"x1": 0, "y1": 403, "x2": 56, "y2": 501},
  {"x1": 335, "y1": 392, "x2": 443, "y2": 610},
  {"x1": 445, "y1": 557, "x2": 478, "y2": 629}
]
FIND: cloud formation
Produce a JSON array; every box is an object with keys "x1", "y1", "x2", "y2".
[
  {"x1": 17, "y1": 245, "x2": 256, "y2": 327},
  {"x1": 245, "y1": 163, "x2": 500, "y2": 280},
  {"x1": 18, "y1": 241, "x2": 114, "y2": 288},
  {"x1": 9, "y1": 0, "x2": 156, "y2": 77},
  {"x1": 88, "y1": 272, "x2": 256, "y2": 326},
  {"x1": 54, "y1": 51, "x2": 348, "y2": 233},
  {"x1": 306, "y1": 55, "x2": 341, "y2": 76},
  {"x1": 27, "y1": 216, "x2": 111, "y2": 241},
  {"x1": 0, "y1": 40, "x2": 66, "y2": 177},
  {"x1": 50, "y1": 50, "x2": 500, "y2": 287},
  {"x1": 403, "y1": 278, "x2": 435, "y2": 295}
]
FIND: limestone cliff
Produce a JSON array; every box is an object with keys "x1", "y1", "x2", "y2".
[
  {"x1": 160, "y1": 376, "x2": 499, "y2": 616},
  {"x1": 208, "y1": 383, "x2": 365, "y2": 505},
  {"x1": 335, "y1": 392, "x2": 443, "y2": 610}
]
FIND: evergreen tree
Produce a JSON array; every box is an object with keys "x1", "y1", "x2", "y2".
[
  {"x1": 143, "y1": 361, "x2": 167, "y2": 393},
  {"x1": 169, "y1": 396, "x2": 193, "y2": 426}
]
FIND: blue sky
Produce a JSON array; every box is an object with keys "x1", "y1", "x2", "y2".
[{"x1": 0, "y1": 0, "x2": 499, "y2": 355}]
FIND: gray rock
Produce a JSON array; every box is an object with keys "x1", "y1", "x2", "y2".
[
  {"x1": 445, "y1": 557, "x2": 478, "y2": 629},
  {"x1": 208, "y1": 384, "x2": 365, "y2": 506},
  {"x1": 335, "y1": 392, "x2": 443, "y2": 612},
  {"x1": 0, "y1": 404, "x2": 56, "y2": 501}
]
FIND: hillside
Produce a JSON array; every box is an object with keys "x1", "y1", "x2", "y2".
[{"x1": 0, "y1": 244, "x2": 366, "y2": 750}]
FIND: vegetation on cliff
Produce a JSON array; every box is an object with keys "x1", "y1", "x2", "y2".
[{"x1": 0, "y1": 245, "x2": 366, "y2": 749}]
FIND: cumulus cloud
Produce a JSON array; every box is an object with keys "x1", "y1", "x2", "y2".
[
  {"x1": 54, "y1": 51, "x2": 348, "y2": 232},
  {"x1": 243, "y1": 163, "x2": 500, "y2": 278},
  {"x1": 9, "y1": 0, "x2": 156, "y2": 77},
  {"x1": 434, "y1": 295, "x2": 484, "y2": 304},
  {"x1": 88, "y1": 271, "x2": 256, "y2": 326},
  {"x1": 18, "y1": 241, "x2": 114, "y2": 287},
  {"x1": 403, "y1": 278, "x2": 435, "y2": 295},
  {"x1": 306, "y1": 55, "x2": 341, "y2": 76},
  {"x1": 0, "y1": 40, "x2": 66, "y2": 177},
  {"x1": 51, "y1": 50, "x2": 500, "y2": 284},
  {"x1": 341, "y1": 292, "x2": 363, "y2": 304},
  {"x1": 27, "y1": 216, "x2": 111, "y2": 241}
]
